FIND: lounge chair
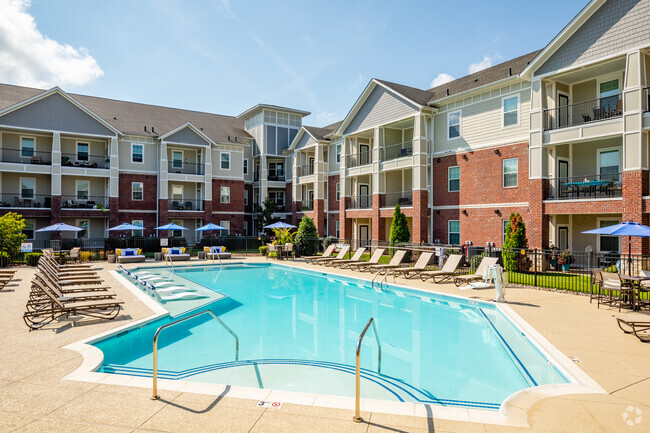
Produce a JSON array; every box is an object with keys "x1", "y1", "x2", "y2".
[
  {"x1": 304, "y1": 244, "x2": 336, "y2": 264},
  {"x1": 363, "y1": 250, "x2": 407, "y2": 275},
  {"x1": 38, "y1": 258, "x2": 100, "y2": 279},
  {"x1": 42, "y1": 249, "x2": 93, "y2": 269},
  {"x1": 601, "y1": 272, "x2": 635, "y2": 312},
  {"x1": 330, "y1": 248, "x2": 366, "y2": 268},
  {"x1": 616, "y1": 318, "x2": 650, "y2": 342},
  {"x1": 163, "y1": 247, "x2": 190, "y2": 262},
  {"x1": 204, "y1": 246, "x2": 232, "y2": 260},
  {"x1": 347, "y1": 249, "x2": 386, "y2": 271},
  {"x1": 34, "y1": 271, "x2": 110, "y2": 296},
  {"x1": 116, "y1": 248, "x2": 146, "y2": 263},
  {"x1": 453, "y1": 257, "x2": 499, "y2": 287},
  {"x1": 420, "y1": 254, "x2": 463, "y2": 283},
  {"x1": 28, "y1": 274, "x2": 115, "y2": 307},
  {"x1": 313, "y1": 245, "x2": 350, "y2": 265},
  {"x1": 390, "y1": 252, "x2": 435, "y2": 279},
  {"x1": 144, "y1": 283, "x2": 209, "y2": 302}
]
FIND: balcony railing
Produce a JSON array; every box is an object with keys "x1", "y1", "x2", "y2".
[
  {"x1": 301, "y1": 199, "x2": 313, "y2": 211},
  {"x1": 385, "y1": 191, "x2": 413, "y2": 207},
  {"x1": 296, "y1": 165, "x2": 314, "y2": 177},
  {"x1": 267, "y1": 170, "x2": 285, "y2": 181},
  {"x1": 346, "y1": 151, "x2": 372, "y2": 168},
  {"x1": 168, "y1": 161, "x2": 205, "y2": 175},
  {"x1": 380, "y1": 141, "x2": 413, "y2": 162},
  {"x1": 62, "y1": 153, "x2": 109, "y2": 169},
  {"x1": 273, "y1": 202, "x2": 285, "y2": 213},
  {"x1": 543, "y1": 94, "x2": 622, "y2": 130},
  {"x1": 61, "y1": 195, "x2": 109, "y2": 209},
  {"x1": 643, "y1": 87, "x2": 649, "y2": 113},
  {"x1": 169, "y1": 199, "x2": 203, "y2": 211},
  {"x1": 0, "y1": 193, "x2": 51, "y2": 208},
  {"x1": 0, "y1": 149, "x2": 52, "y2": 165},
  {"x1": 254, "y1": 171, "x2": 260, "y2": 182},
  {"x1": 350, "y1": 195, "x2": 372, "y2": 209},
  {"x1": 546, "y1": 173, "x2": 622, "y2": 200}
]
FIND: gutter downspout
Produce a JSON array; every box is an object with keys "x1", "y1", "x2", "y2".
[{"x1": 429, "y1": 112, "x2": 436, "y2": 244}]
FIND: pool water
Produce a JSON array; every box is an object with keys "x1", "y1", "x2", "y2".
[{"x1": 100, "y1": 263, "x2": 569, "y2": 409}]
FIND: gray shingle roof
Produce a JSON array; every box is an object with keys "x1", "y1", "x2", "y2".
[
  {"x1": 374, "y1": 79, "x2": 435, "y2": 106},
  {"x1": 303, "y1": 120, "x2": 342, "y2": 140},
  {"x1": 0, "y1": 83, "x2": 252, "y2": 143}
]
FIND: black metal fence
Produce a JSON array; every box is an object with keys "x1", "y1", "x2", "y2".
[
  {"x1": 543, "y1": 94, "x2": 622, "y2": 130},
  {"x1": 546, "y1": 173, "x2": 622, "y2": 200}
]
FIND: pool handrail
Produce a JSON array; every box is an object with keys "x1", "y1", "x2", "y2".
[
  {"x1": 353, "y1": 317, "x2": 382, "y2": 423},
  {"x1": 151, "y1": 309, "x2": 239, "y2": 400}
]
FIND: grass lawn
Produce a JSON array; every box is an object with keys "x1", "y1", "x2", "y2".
[{"x1": 508, "y1": 271, "x2": 592, "y2": 292}]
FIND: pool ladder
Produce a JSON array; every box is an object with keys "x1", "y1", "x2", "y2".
[
  {"x1": 371, "y1": 270, "x2": 392, "y2": 289},
  {"x1": 353, "y1": 317, "x2": 382, "y2": 423},
  {"x1": 151, "y1": 309, "x2": 239, "y2": 400}
]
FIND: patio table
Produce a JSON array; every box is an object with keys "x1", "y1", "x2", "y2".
[
  {"x1": 562, "y1": 180, "x2": 610, "y2": 198},
  {"x1": 619, "y1": 274, "x2": 650, "y2": 311}
]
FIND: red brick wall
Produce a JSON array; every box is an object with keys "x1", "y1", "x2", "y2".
[
  {"x1": 118, "y1": 174, "x2": 158, "y2": 210},
  {"x1": 328, "y1": 175, "x2": 340, "y2": 212},
  {"x1": 212, "y1": 179, "x2": 245, "y2": 213}
]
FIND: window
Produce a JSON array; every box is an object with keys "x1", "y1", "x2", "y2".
[
  {"x1": 131, "y1": 144, "x2": 143, "y2": 163},
  {"x1": 448, "y1": 220, "x2": 460, "y2": 244},
  {"x1": 20, "y1": 178, "x2": 35, "y2": 199},
  {"x1": 220, "y1": 152, "x2": 230, "y2": 170},
  {"x1": 336, "y1": 221, "x2": 340, "y2": 238},
  {"x1": 172, "y1": 150, "x2": 183, "y2": 168},
  {"x1": 171, "y1": 219, "x2": 183, "y2": 237},
  {"x1": 220, "y1": 220, "x2": 230, "y2": 235},
  {"x1": 244, "y1": 189, "x2": 248, "y2": 206},
  {"x1": 503, "y1": 95, "x2": 519, "y2": 127},
  {"x1": 132, "y1": 220, "x2": 143, "y2": 237},
  {"x1": 503, "y1": 158, "x2": 518, "y2": 188},
  {"x1": 23, "y1": 219, "x2": 34, "y2": 239},
  {"x1": 336, "y1": 182, "x2": 340, "y2": 201},
  {"x1": 269, "y1": 191, "x2": 284, "y2": 207},
  {"x1": 243, "y1": 159, "x2": 248, "y2": 175},
  {"x1": 76, "y1": 180, "x2": 89, "y2": 200},
  {"x1": 171, "y1": 185, "x2": 183, "y2": 201},
  {"x1": 21, "y1": 137, "x2": 35, "y2": 158},
  {"x1": 336, "y1": 143, "x2": 341, "y2": 163},
  {"x1": 221, "y1": 186, "x2": 230, "y2": 203},
  {"x1": 77, "y1": 220, "x2": 89, "y2": 239},
  {"x1": 448, "y1": 110, "x2": 461, "y2": 139},
  {"x1": 448, "y1": 166, "x2": 460, "y2": 192},
  {"x1": 244, "y1": 221, "x2": 248, "y2": 236},
  {"x1": 599, "y1": 149, "x2": 620, "y2": 181},
  {"x1": 77, "y1": 142, "x2": 89, "y2": 161},
  {"x1": 599, "y1": 220, "x2": 620, "y2": 252},
  {"x1": 503, "y1": 219, "x2": 510, "y2": 243},
  {"x1": 132, "y1": 182, "x2": 143, "y2": 201},
  {"x1": 599, "y1": 79, "x2": 620, "y2": 113}
]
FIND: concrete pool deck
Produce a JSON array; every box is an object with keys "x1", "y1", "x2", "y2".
[{"x1": 1, "y1": 257, "x2": 648, "y2": 432}]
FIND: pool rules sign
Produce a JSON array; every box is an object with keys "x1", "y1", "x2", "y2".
[{"x1": 257, "y1": 400, "x2": 283, "y2": 409}]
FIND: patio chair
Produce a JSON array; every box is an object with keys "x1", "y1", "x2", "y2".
[
  {"x1": 185, "y1": 201, "x2": 193, "y2": 210},
  {"x1": 589, "y1": 268, "x2": 603, "y2": 304},
  {"x1": 347, "y1": 249, "x2": 386, "y2": 271},
  {"x1": 453, "y1": 257, "x2": 499, "y2": 287},
  {"x1": 267, "y1": 243, "x2": 278, "y2": 259},
  {"x1": 420, "y1": 254, "x2": 463, "y2": 283},
  {"x1": 363, "y1": 250, "x2": 407, "y2": 275},
  {"x1": 329, "y1": 248, "x2": 366, "y2": 268},
  {"x1": 66, "y1": 247, "x2": 82, "y2": 263},
  {"x1": 28, "y1": 273, "x2": 114, "y2": 307},
  {"x1": 390, "y1": 252, "x2": 435, "y2": 279},
  {"x1": 600, "y1": 272, "x2": 635, "y2": 312},
  {"x1": 283, "y1": 243, "x2": 294, "y2": 259},
  {"x1": 616, "y1": 318, "x2": 650, "y2": 343},
  {"x1": 314, "y1": 245, "x2": 350, "y2": 265},
  {"x1": 304, "y1": 244, "x2": 335, "y2": 264}
]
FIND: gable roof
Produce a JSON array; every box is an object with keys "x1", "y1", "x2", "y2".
[
  {"x1": 374, "y1": 80, "x2": 436, "y2": 106},
  {"x1": 237, "y1": 103, "x2": 311, "y2": 119},
  {"x1": 303, "y1": 120, "x2": 342, "y2": 140},
  {"x1": 0, "y1": 83, "x2": 252, "y2": 144}
]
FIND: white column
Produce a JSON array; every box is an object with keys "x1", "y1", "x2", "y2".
[
  {"x1": 109, "y1": 137, "x2": 119, "y2": 198},
  {"x1": 204, "y1": 146, "x2": 212, "y2": 201},
  {"x1": 51, "y1": 132, "x2": 61, "y2": 196},
  {"x1": 159, "y1": 141, "x2": 168, "y2": 199}
]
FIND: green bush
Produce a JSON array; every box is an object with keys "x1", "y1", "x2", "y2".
[
  {"x1": 322, "y1": 237, "x2": 337, "y2": 250},
  {"x1": 268, "y1": 251, "x2": 279, "y2": 258},
  {"x1": 25, "y1": 252, "x2": 42, "y2": 266},
  {"x1": 604, "y1": 265, "x2": 618, "y2": 273},
  {"x1": 470, "y1": 252, "x2": 487, "y2": 270},
  {"x1": 0, "y1": 212, "x2": 26, "y2": 261},
  {"x1": 259, "y1": 245, "x2": 268, "y2": 256},
  {"x1": 295, "y1": 217, "x2": 319, "y2": 256},
  {"x1": 389, "y1": 205, "x2": 410, "y2": 258},
  {"x1": 502, "y1": 213, "x2": 529, "y2": 272}
]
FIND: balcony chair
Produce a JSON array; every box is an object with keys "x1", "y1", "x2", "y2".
[
  {"x1": 172, "y1": 201, "x2": 180, "y2": 210},
  {"x1": 185, "y1": 201, "x2": 193, "y2": 210}
]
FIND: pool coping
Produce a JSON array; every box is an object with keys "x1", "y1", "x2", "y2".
[{"x1": 62, "y1": 261, "x2": 607, "y2": 428}]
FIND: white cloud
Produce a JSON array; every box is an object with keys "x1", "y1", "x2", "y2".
[
  {"x1": 348, "y1": 74, "x2": 364, "y2": 91},
  {"x1": 429, "y1": 73, "x2": 454, "y2": 88},
  {"x1": 303, "y1": 35, "x2": 314, "y2": 45},
  {"x1": 0, "y1": 0, "x2": 103, "y2": 89},
  {"x1": 468, "y1": 54, "x2": 500, "y2": 74},
  {"x1": 218, "y1": 0, "x2": 240, "y2": 20}
]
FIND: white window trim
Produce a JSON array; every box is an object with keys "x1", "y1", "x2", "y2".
[
  {"x1": 336, "y1": 221, "x2": 340, "y2": 238},
  {"x1": 448, "y1": 220, "x2": 460, "y2": 244},
  {"x1": 336, "y1": 143, "x2": 341, "y2": 163},
  {"x1": 502, "y1": 158, "x2": 518, "y2": 188},
  {"x1": 23, "y1": 219, "x2": 35, "y2": 239},
  {"x1": 596, "y1": 72, "x2": 623, "y2": 99},
  {"x1": 596, "y1": 147, "x2": 622, "y2": 175},
  {"x1": 131, "y1": 143, "x2": 145, "y2": 164},
  {"x1": 220, "y1": 220, "x2": 230, "y2": 235},
  {"x1": 76, "y1": 219, "x2": 90, "y2": 239},
  {"x1": 76, "y1": 141, "x2": 90, "y2": 161},
  {"x1": 20, "y1": 135, "x2": 36, "y2": 158},
  {"x1": 503, "y1": 219, "x2": 510, "y2": 244},
  {"x1": 220, "y1": 151, "x2": 231, "y2": 170},
  {"x1": 244, "y1": 189, "x2": 248, "y2": 206},
  {"x1": 75, "y1": 180, "x2": 90, "y2": 200},
  {"x1": 131, "y1": 182, "x2": 143, "y2": 201},
  {"x1": 243, "y1": 158, "x2": 248, "y2": 175},
  {"x1": 336, "y1": 182, "x2": 340, "y2": 201},
  {"x1": 132, "y1": 220, "x2": 143, "y2": 237},
  {"x1": 596, "y1": 217, "x2": 622, "y2": 253},
  {"x1": 244, "y1": 220, "x2": 248, "y2": 235},
  {"x1": 171, "y1": 184, "x2": 184, "y2": 201},
  {"x1": 171, "y1": 149, "x2": 184, "y2": 168},
  {"x1": 448, "y1": 166, "x2": 460, "y2": 192},
  {"x1": 19, "y1": 177, "x2": 35, "y2": 200},
  {"x1": 221, "y1": 186, "x2": 231, "y2": 204},
  {"x1": 502, "y1": 94, "x2": 520, "y2": 129},
  {"x1": 447, "y1": 109, "x2": 462, "y2": 140}
]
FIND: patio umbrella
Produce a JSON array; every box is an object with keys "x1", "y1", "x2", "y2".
[
  {"x1": 263, "y1": 222, "x2": 297, "y2": 229},
  {"x1": 154, "y1": 223, "x2": 188, "y2": 231},
  {"x1": 195, "y1": 223, "x2": 226, "y2": 232},
  {"x1": 582, "y1": 221, "x2": 650, "y2": 271},
  {"x1": 36, "y1": 223, "x2": 82, "y2": 232},
  {"x1": 107, "y1": 223, "x2": 146, "y2": 231}
]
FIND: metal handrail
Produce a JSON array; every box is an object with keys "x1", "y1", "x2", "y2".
[
  {"x1": 353, "y1": 317, "x2": 381, "y2": 423},
  {"x1": 151, "y1": 309, "x2": 239, "y2": 400}
]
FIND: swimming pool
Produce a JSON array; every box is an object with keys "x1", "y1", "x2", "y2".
[{"x1": 99, "y1": 263, "x2": 571, "y2": 409}]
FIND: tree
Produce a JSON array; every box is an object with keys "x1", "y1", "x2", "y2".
[
  {"x1": 254, "y1": 198, "x2": 279, "y2": 236},
  {"x1": 295, "y1": 216, "x2": 319, "y2": 256},
  {"x1": 0, "y1": 212, "x2": 26, "y2": 261},
  {"x1": 389, "y1": 205, "x2": 410, "y2": 256},
  {"x1": 502, "y1": 213, "x2": 529, "y2": 272}
]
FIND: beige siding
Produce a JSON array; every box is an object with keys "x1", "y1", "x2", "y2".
[
  {"x1": 167, "y1": 147, "x2": 199, "y2": 165},
  {"x1": 61, "y1": 176, "x2": 106, "y2": 197},
  {"x1": 211, "y1": 147, "x2": 244, "y2": 178},
  {"x1": 344, "y1": 85, "x2": 419, "y2": 135},
  {"x1": 573, "y1": 80, "x2": 596, "y2": 103},
  {"x1": 328, "y1": 137, "x2": 341, "y2": 172},
  {"x1": 1, "y1": 131, "x2": 52, "y2": 155},
  {"x1": 1, "y1": 172, "x2": 51, "y2": 195},
  {"x1": 118, "y1": 139, "x2": 157, "y2": 172}
]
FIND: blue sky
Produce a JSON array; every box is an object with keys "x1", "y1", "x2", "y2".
[{"x1": 1, "y1": 0, "x2": 587, "y2": 126}]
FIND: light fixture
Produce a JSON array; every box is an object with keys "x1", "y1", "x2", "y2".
[
  {"x1": 462, "y1": 209, "x2": 468, "y2": 215},
  {"x1": 494, "y1": 209, "x2": 500, "y2": 214},
  {"x1": 462, "y1": 154, "x2": 468, "y2": 160},
  {"x1": 493, "y1": 149, "x2": 500, "y2": 155},
  {"x1": 436, "y1": 158, "x2": 441, "y2": 163}
]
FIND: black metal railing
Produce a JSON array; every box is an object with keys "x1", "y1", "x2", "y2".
[
  {"x1": 643, "y1": 87, "x2": 649, "y2": 113},
  {"x1": 61, "y1": 195, "x2": 109, "y2": 209},
  {"x1": 543, "y1": 94, "x2": 622, "y2": 130},
  {"x1": 296, "y1": 165, "x2": 314, "y2": 177},
  {"x1": 0, "y1": 148, "x2": 52, "y2": 165},
  {"x1": 385, "y1": 191, "x2": 413, "y2": 207},
  {"x1": 350, "y1": 195, "x2": 372, "y2": 209},
  {"x1": 301, "y1": 199, "x2": 313, "y2": 211},
  {"x1": 0, "y1": 193, "x2": 51, "y2": 208},
  {"x1": 267, "y1": 170, "x2": 285, "y2": 181},
  {"x1": 61, "y1": 153, "x2": 109, "y2": 169},
  {"x1": 547, "y1": 173, "x2": 622, "y2": 200},
  {"x1": 167, "y1": 161, "x2": 205, "y2": 175},
  {"x1": 380, "y1": 141, "x2": 413, "y2": 162},
  {"x1": 168, "y1": 199, "x2": 203, "y2": 211},
  {"x1": 346, "y1": 151, "x2": 372, "y2": 168}
]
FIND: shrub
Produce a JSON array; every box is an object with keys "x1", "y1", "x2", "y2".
[
  {"x1": 0, "y1": 212, "x2": 26, "y2": 261},
  {"x1": 322, "y1": 236, "x2": 337, "y2": 250},
  {"x1": 24, "y1": 252, "x2": 42, "y2": 266},
  {"x1": 295, "y1": 216, "x2": 319, "y2": 256},
  {"x1": 502, "y1": 213, "x2": 529, "y2": 272},
  {"x1": 389, "y1": 205, "x2": 410, "y2": 258},
  {"x1": 470, "y1": 252, "x2": 488, "y2": 270},
  {"x1": 259, "y1": 245, "x2": 268, "y2": 256},
  {"x1": 80, "y1": 251, "x2": 94, "y2": 262},
  {"x1": 268, "y1": 251, "x2": 279, "y2": 258}
]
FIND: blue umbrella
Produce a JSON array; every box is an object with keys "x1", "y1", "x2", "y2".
[
  {"x1": 582, "y1": 221, "x2": 650, "y2": 270},
  {"x1": 196, "y1": 223, "x2": 226, "y2": 231},
  {"x1": 154, "y1": 223, "x2": 188, "y2": 231},
  {"x1": 264, "y1": 221, "x2": 297, "y2": 229},
  {"x1": 36, "y1": 223, "x2": 82, "y2": 232},
  {"x1": 108, "y1": 223, "x2": 146, "y2": 231}
]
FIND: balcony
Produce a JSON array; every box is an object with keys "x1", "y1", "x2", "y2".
[
  {"x1": 167, "y1": 161, "x2": 204, "y2": 175},
  {"x1": 385, "y1": 191, "x2": 413, "y2": 208},
  {"x1": 168, "y1": 199, "x2": 203, "y2": 211},
  {"x1": 380, "y1": 141, "x2": 412, "y2": 162},
  {"x1": 296, "y1": 164, "x2": 314, "y2": 177},
  {"x1": 0, "y1": 149, "x2": 52, "y2": 165},
  {"x1": 350, "y1": 195, "x2": 371, "y2": 209},
  {"x1": 644, "y1": 87, "x2": 649, "y2": 112},
  {"x1": 62, "y1": 153, "x2": 109, "y2": 169},
  {"x1": 546, "y1": 173, "x2": 622, "y2": 200},
  {"x1": 273, "y1": 202, "x2": 285, "y2": 213},
  {"x1": 0, "y1": 193, "x2": 51, "y2": 208},
  {"x1": 267, "y1": 170, "x2": 285, "y2": 181},
  {"x1": 301, "y1": 199, "x2": 313, "y2": 211},
  {"x1": 346, "y1": 151, "x2": 372, "y2": 168},
  {"x1": 61, "y1": 195, "x2": 109, "y2": 209},
  {"x1": 543, "y1": 94, "x2": 622, "y2": 131}
]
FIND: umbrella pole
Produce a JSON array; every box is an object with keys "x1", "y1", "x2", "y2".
[{"x1": 628, "y1": 235, "x2": 633, "y2": 274}]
